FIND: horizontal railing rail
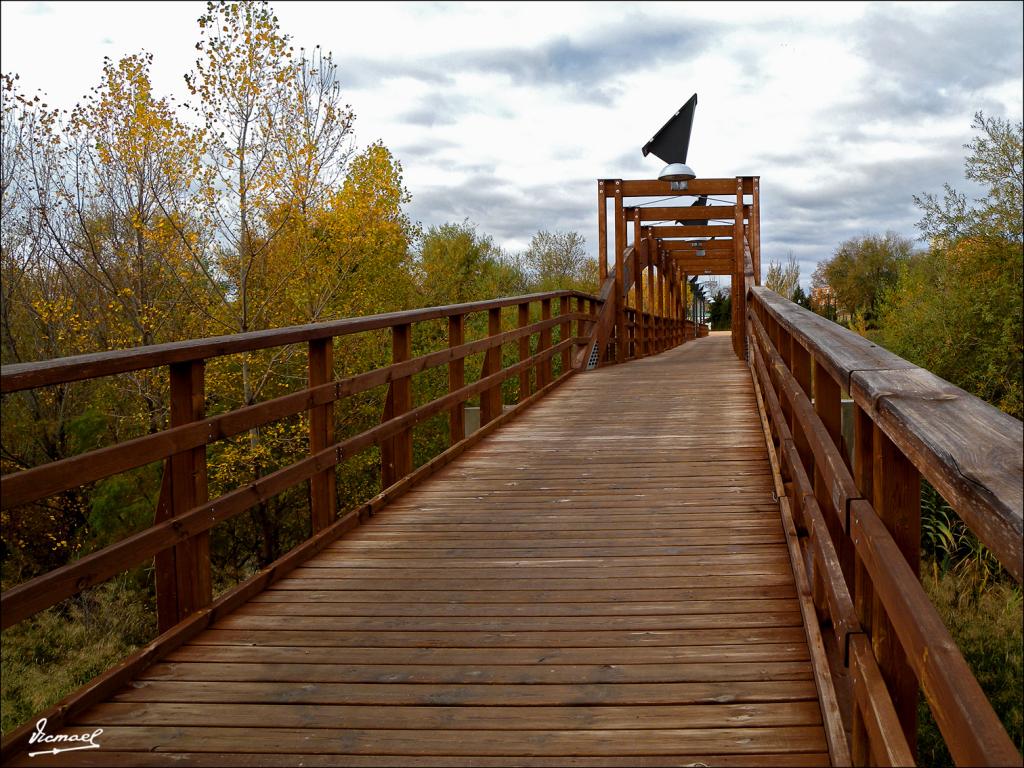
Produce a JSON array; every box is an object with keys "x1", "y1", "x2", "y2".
[
  {"x1": 746, "y1": 285, "x2": 1022, "y2": 767},
  {"x1": 1, "y1": 292, "x2": 596, "y2": 394},
  {"x1": 0, "y1": 290, "x2": 601, "y2": 630}
]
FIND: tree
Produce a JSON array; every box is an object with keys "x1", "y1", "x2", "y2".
[
  {"x1": 708, "y1": 287, "x2": 731, "y2": 330},
  {"x1": 812, "y1": 232, "x2": 914, "y2": 327},
  {"x1": 521, "y1": 230, "x2": 597, "y2": 292},
  {"x1": 791, "y1": 284, "x2": 811, "y2": 309},
  {"x1": 765, "y1": 251, "x2": 800, "y2": 299},
  {"x1": 416, "y1": 221, "x2": 526, "y2": 305},
  {"x1": 879, "y1": 113, "x2": 1023, "y2": 419},
  {"x1": 914, "y1": 112, "x2": 1023, "y2": 245}
]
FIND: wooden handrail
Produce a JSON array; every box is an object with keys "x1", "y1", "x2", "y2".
[
  {"x1": 750, "y1": 286, "x2": 1023, "y2": 582},
  {"x1": 0, "y1": 290, "x2": 600, "y2": 633},
  {"x1": 746, "y1": 286, "x2": 1023, "y2": 767},
  {"x1": 1, "y1": 290, "x2": 598, "y2": 393},
  {"x1": 0, "y1": 313, "x2": 582, "y2": 510},
  {"x1": 1, "y1": 335, "x2": 579, "y2": 629}
]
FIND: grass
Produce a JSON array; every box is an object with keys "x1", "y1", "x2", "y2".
[
  {"x1": 917, "y1": 566, "x2": 1023, "y2": 766},
  {"x1": 0, "y1": 575, "x2": 154, "y2": 736}
]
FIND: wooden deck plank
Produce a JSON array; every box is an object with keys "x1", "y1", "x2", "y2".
[
  {"x1": 163, "y1": 644, "x2": 811, "y2": 666},
  {"x1": 11, "y1": 725, "x2": 830, "y2": 755},
  {"x1": 249, "y1": 586, "x2": 801, "y2": 603},
  {"x1": 10, "y1": 752, "x2": 832, "y2": 767},
  {"x1": 112, "y1": 680, "x2": 822, "y2": 705},
  {"x1": 138, "y1": 661, "x2": 814, "y2": 684},
  {"x1": 78, "y1": 701, "x2": 824, "y2": 729},
  {"x1": 235, "y1": 599, "x2": 801, "y2": 616},
  {"x1": 28, "y1": 335, "x2": 831, "y2": 766}
]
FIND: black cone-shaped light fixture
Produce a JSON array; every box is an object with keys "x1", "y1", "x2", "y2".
[{"x1": 642, "y1": 94, "x2": 697, "y2": 189}]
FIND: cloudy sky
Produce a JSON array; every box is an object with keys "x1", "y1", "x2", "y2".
[{"x1": 2, "y1": 1, "x2": 1022, "y2": 287}]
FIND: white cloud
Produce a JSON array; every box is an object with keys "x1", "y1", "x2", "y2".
[{"x1": 2, "y1": 0, "x2": 1020, "y2": 288}]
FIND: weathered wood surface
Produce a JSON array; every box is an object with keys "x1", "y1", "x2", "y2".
[
  {"x1": 6, "y1": 336, "x2": 830, "y2": 767},
  {"x1": 751, "y1": 286, "x2": 1023, "y2": 583}
]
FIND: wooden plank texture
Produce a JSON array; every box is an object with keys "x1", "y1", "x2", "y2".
[{"x1": 5, "y1": 335, "x2": 830, "y2": 767}]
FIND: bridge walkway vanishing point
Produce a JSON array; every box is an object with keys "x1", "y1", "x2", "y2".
[{"x1": 10, "y1": 334, "x2": 835, "y2": 767}]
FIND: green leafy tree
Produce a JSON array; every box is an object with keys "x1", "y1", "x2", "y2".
[
  {"x1": 812, "y1": 232, "x2": 914, "y2": 327},
  {"x1": 914, "y1": 112, "x2": 1023, "y2": 245},
  {"x1": 879, "y1": 113, "x2": 1023, "y2": 419},
  {"x1": 791, "y1": 284, "x2": 811, "y2": 309},
  {"x1": 521, "y1": 230, "x2": 597, "y2": 292},
  {"x1": 416, "y1": 221, "x2": 526, "y2": 305},
  {"x1": 708, "y1": 288, "x2": 731, "y2": 330}
]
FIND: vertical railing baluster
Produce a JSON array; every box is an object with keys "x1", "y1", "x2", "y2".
[
  {"x1": 559, "y1": 295, "x2": 571, "y2": 375},
  {"x1": 381, "y1": 323, "x2": 412, "y2": 488},
  {"x1": 539, "y1": 298, "x2": 552, "y2": 386},
  {"x1": 308, "y1": 338, "x2": 336, "y2": 533},
  {"x1": 575, "y1": 296, "x2": 587, "y2": 365},
  {"x1": 480, "y1": 308, "x2": 503, "y2": 425},
  {"x1": 156, "y1": 359, "x2": 211, "y2": 632},
  {"x1": 872, "y1": 424, "x2": 920, "y2": 756},
  {"x1": 518, "y1": 302, "x2": 531, "y2": 400},
  {"x1": 850, "y1": 402, "x2": 875, "y2": 765},
  {"x1": 813, "y1": 360, "x2": 852, "y2": 581},
  {"x1": 448, "y1": 314, "x2": 465, "y2": 445},
  {"x1": 646, "y1": 235, "x2": 656, "y2": 354},
  {"x1": 790, "y1": 336, "x2": 813, "y2": 476},
  {"x1": 632, "y1": 209, "x2": 645, "y2": 358}
]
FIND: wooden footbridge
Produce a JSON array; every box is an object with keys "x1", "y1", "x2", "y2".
[{"x1": 2, "y1": 177, "x2": 1022, "y2": 767}]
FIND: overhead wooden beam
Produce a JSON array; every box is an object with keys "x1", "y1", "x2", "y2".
[
  {"x1": 661, "y1": 243, "x2": 734, "y2": 254},
  {"x1": 669, "y1": 258, "x2": 734, "y2": 274},
  {"x1": 642, "y1": 224, "x2": 734, "y2": 238},
  {"x1": 617, "y1": 178, "x2": 755, "y2": 197},
  {"x1": 628, "y1": 205, "x2": 750, "y2": 222}
]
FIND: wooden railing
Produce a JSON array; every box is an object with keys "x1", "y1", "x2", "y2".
[
  {"x1": 0, "y1": 289, "x2": 623, "y2": 750},
  {"x1": 744, "y1": 284, "x2": 1023, "y2": 767}
]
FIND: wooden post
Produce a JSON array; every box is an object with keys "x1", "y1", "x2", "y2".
[
  {"x1": 598, "y1": 181, "x2": 608, "y2": 282},
  {"x1": 752, "y1": 176, "x2": 762, "y2": 285},
  {"x1": 559, "y1": 295, "x2": 571, "y2": 375},
  {"x1": 668, "y1": 258, "x2": 675, "y2": 346},
  {"x1": 632, "y1": 212, "x2": 645, "y2": 359},
  {"x1": 540, "y1": 298, "x2": 552, "y2": 385},
  {"x1": 872, "y1": 424, "x2": 920, "y2": 756},
  {"x1": 381, "y1": 323, "x2": 412, "y2": 488},
  {"x1": 851, "y1": 403, "x2": 875, "y2": 766},
  {"x1": 732, "y1": 177, "x2": 746, "y2": 359},
  {"x1": 681, "y1": 273, "x2": 688, "y2": 343},
  {"x1": 156, "y1": 360, "x2": 211, "y2": 632},
  {"x1": 308, "y1": 338, "x2": 336, "y2": 533},
  {"x1": 655, "y1": 243, "x2": 665, "y2": 352},
  {"x1": 646, "y1": 233, "x2": 656, "y2": 354},
  {"x1": 614, "y1": 180, "x2": 626, "y2": 362},
  {"x1": 517, "y1": 302, "x2": 531, "y2": 401},
  {"x1": 448, "y1": 314, "x2": 465, "y2": 444},
  {"x1": 674, "y1": 260, "x2": 682, "y2": 346},
  {"x1": 790, "y1": 337, "x2": 814, "y2": 476},
  {"x1": 813, "y1": 360, "x2": 850, "y2": 579},
  {"x1": 589, "y1": 298, "x2": 598, "y2": 361},
  {"x1": 691, "y1": 278, "x2": 698, "y2": 339},
  {"x1": 480, "y1": 307, "x2": 503, "y2": 426},
  {"x1": 576, "y1": 296, "x2": 587, "y2": 357}
]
